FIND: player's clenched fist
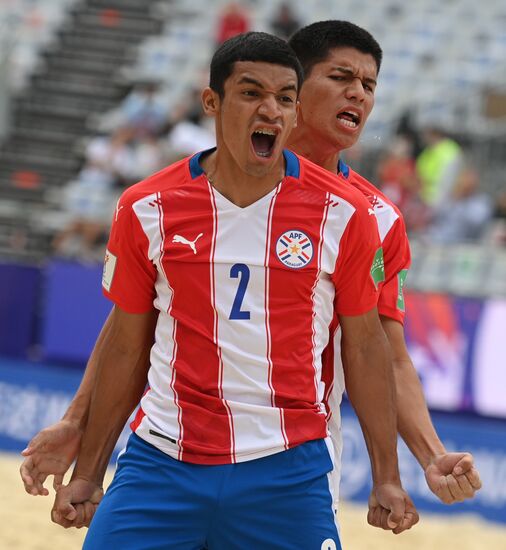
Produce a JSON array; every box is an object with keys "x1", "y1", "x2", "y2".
[
  {"x1": 52, "y1": 478, "x2": 103, "y2": 529},
  {"x1": 20, "y1": 419, "x2": 82, "y2": 496},
  {"x1": 425, "y1": 452, "x2": 482, "y2": 504},
  {"x1": 368, "y1": 484, "x2": 419, "y2": 535}
]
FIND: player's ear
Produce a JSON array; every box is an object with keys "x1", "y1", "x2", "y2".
[{"x1": 202, "y1": 87, "x2": 220, "y2": 117}]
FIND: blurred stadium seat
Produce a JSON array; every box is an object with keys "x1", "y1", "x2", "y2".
[{"x1": 0, "y1": 0, "x2": 504, "y2": 276}]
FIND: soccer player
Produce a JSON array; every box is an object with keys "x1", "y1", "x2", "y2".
[
  {"x1": 26, "y1": 32, "x2": 415, "y2": 548},
  {"x1": 286, "y1": 20, "x2": 482, "y2": 522}
]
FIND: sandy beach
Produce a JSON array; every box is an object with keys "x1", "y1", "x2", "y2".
[{"x1": 3, "y1": 452, "x2": 505, "y2": 549}]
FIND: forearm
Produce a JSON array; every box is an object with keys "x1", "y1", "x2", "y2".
[
  {"x1": 394, "y1": 358, "x2": 446, "y2": 469},
  {"x1": 62, "y1": 309, "x2": 115, "y2": 430},
  {"x1": 341, "y1": 316, "x2": 400, "y2": 485},
  {"x1": 71, "y1": 308, "x2": 156, "y2": 485},
  {"x1": 72, "y1": 340, "x2": 151, "y2": 485},
  {"x1": 380, "y1": 316, "x2": 446, "y2": 470}
]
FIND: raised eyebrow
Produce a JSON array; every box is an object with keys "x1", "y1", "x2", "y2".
[{"x1": 333, "y1": 66, "x2": 377, "y2": 86}]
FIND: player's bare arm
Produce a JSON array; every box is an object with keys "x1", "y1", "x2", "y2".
[
  {"x1": 381, "y1": 316, "x2": 482, "y2": 503},
  {"x1": 339, "y1": 308, "x2": 419, "y2": 534},
  {"x1": 20, "y1": 309, "x2": 116, "y2": 496},
  {"x1": 51, "y1": 305, "x2": 156, "y2": 528}
]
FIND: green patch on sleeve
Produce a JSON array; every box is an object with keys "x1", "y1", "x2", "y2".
[
  {"x1": 370, "y1": 247, "x2": 385, "y2": 289},
  {"x1": 397, "y1": 269, "x2": 409, "y2": 311}
]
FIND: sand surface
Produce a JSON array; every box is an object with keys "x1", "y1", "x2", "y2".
[{"x1": 3, "y1": 452, "x2": 505, "y2": 549}]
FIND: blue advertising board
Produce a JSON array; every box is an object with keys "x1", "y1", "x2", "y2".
[
  {"x1": 0, "y1": 263, "x2": 40, "y2": 357},
  {"x1": 41, "y1": 260, "x2": 111, "y2": 364},
  {"x1": 340, "y1": 402, "x2": 506, "y2": 524},
  {"x1": 0, "y1": 358, "x2": 130, "y2": 457}
]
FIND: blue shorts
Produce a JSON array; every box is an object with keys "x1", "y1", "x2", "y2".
[{"x1": 84, "y1": 433, "x2": 341, "y2": 550}]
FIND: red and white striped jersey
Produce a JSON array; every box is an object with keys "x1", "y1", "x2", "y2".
[
  {"x1": 326, "y1": 160, "x2": 411, "y2": 505},
  {"x1": 102, "y1": 150, "x2": 383, "y2": 465}
]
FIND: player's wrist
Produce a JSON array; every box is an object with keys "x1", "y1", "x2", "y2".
[
  {"x1": 418, "y1": 442, "x2": 447, "y2": 471},
  {"x1": 372, "y1": 473, "x2": 402, "y2": 487},
  {"x1": 62, "y1": 397, "x2": 90, "y2": 430},
  {"x1": 71, "y1": 464, "x2": 106, "y2": 487}
]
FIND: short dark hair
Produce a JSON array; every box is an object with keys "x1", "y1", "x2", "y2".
[
  {"x1": 210, "y1": 32, "x2": 304, "y2": 98},
  {"x1": 289, "y1": 20, "x2": 382, "y2": 77}
]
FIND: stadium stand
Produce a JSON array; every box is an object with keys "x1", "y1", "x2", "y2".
[
  {"x1": 0, "y1": 0, "x2": 504, "y2": 297},
  {"x1": 0, "y1": 0, "x2": 162, "y2": 260}
]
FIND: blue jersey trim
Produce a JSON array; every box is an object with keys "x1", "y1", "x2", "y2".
[
  {"x1": 189, "y1": 147, "x2": 216, "y2": 179},
  {"x1": 283, "y1": 149, "x2": 300, "y2": 178},
  {"x1": 190, "y1": 148, "x2": 301, "y2": 180},
  {"x1": 338, "y1": 159, "x2": 350, "y2": 178}
]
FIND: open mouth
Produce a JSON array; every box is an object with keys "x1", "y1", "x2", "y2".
[
  {"x1": 336, "y1": 110, "x2": 361, "y2": 129},
  {"x1": 251, "y1": 128, "x2": 277, "y2": 158}
]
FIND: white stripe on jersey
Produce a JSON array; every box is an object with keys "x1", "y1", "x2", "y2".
[
  {"x1": 211, "y1": 186, "x2": 287, "y2": 457},
  {"x1": 371, "y1": 194, "x2": 399, "y2": 242}
]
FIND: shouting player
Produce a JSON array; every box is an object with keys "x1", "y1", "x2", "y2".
[
  {"x1": 286, "y1": 20, "x2": 481, "y2": 523},
  {"x1": 23, "y1": 32, "x2": 415, "y2": 548}
]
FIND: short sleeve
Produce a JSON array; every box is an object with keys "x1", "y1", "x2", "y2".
[
  {"x1": 377, "y1": 215, "x2": 411, "y2": 324},
  {"x1": 102, "y1": 194, "x2": 157, "y2": 313},
  {"x1": 332, "y1": 199, "x2": 383, "y2": 316}
]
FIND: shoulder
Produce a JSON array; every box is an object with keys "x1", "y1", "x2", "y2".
[
  {"x1": 345, "y1": 166, "x2": 408, "y2": 242},
  {"x1": 295, "y1": 154, "x2": 372, "y2": 212},
  {"x1": 347, "y1": 167, "x2": 403, "y2": 216}
]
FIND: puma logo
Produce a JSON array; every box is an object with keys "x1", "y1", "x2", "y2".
[{"x1": 172, "y1": 233, "x2": 203, "y2": 254}]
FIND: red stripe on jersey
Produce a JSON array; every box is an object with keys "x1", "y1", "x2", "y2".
[
  {"x1": 208, "y1": 182, "x2": 236, "y2": 462},
  {"x1": 267, "y1": 180, "x2": 328, "y2": 447},
  {"x1": 131, "y1": 405, "x2": 146, "y2": 432},
  {"x1": 161, "y1": 179, "x2": 233, "y2": 464}
]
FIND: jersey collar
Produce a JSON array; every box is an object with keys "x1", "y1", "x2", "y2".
[
  {"x1": 337, "y1": 158, "x2": 350, "y2": 179},
  {"x1": 189, "y1": 148, "x2": 301, "y2": 180}
]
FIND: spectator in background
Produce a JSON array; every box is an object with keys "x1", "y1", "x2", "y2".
[
  {"x1": 165, "y1": 87, "x2": 216, "y2": 159},
  {"x1": 118, "y1": 81, "x2": 168, "y2": 138},
  {"x1": 487, "y1": 189, "x2": 506, "y2": 246},
  {"x1": 215, "y1": 2, "x2": 250, "y2": 45},
  {"x1": 270, "y1": 2, "x2": 301, "y2": 40},
  {"x1": 52, "y1": 127, "x2": 135, "y2": 260},
  {"x1": 377, "y1": 135, "x2": 429, "y2": 234},
  {"x1": 166, "y1": 111, "x2": 215, "y2": 159},
  {"x1": 416, "y1": 126, "x2": 463, "y2": 208},
  {"x1": 129, "y1": 132, "x2": 166, "y2": 181},
  {"x1": 428, "y1": 166, "x2": 492, "y2": 244}
]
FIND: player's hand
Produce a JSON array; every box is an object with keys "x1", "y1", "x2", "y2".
[
  {"x1": 20, "y1": 419, "x2": 82, "y2": 496},
  {"x1": 425, "y1": 452, "x2": 482, "y2": 504},
  {"x1": 52, "y1": 478, "x2": 103, "y2": 529},
  {"x1": 368, "y1": 484, "x2": 419, "y2": 535}
]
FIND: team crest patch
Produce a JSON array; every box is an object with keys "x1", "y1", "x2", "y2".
[{"x1": 276, "y1": 230, "x2": 314, "y2": 269}]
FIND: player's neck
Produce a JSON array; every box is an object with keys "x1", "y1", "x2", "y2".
[
  {"x1": 287, "y1": 129, "x2": 340, "y2": 175},
  {"x1": 200, "y1": 150, "x2": 285, "y2": 208}
]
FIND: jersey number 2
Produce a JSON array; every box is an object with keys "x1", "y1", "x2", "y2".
[{"x1": 229, "y1": 263, "x2": 250, "y2": 320}]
